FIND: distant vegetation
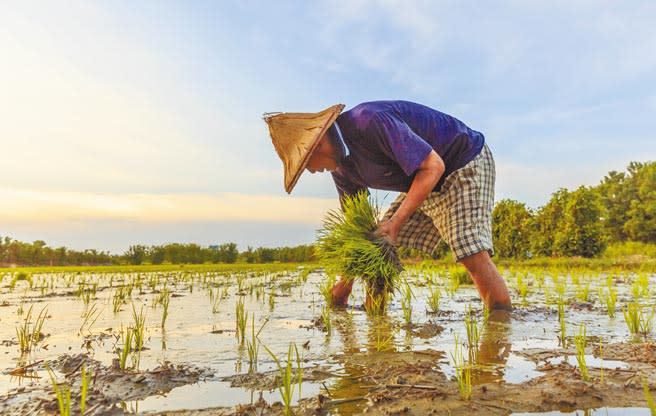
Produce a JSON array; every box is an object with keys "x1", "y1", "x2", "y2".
[
  {"x1": 1, "y1": 161, "x2": 654, "y2": 267},
  {"x1": 491, "y1": 161, "x2": 656, "y2": 259},
  {"x1": 0, "y1": 239, "x2": 316, "y2": 267}
]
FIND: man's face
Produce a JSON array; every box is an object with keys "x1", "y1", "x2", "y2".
[{"x1": 306, "y1": 135, "x2": 339, "y2": 173}]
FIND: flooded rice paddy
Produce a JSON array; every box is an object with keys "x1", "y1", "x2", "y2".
[{"x1": 1, "y1": 263, "x2": 655, "y2": 415}]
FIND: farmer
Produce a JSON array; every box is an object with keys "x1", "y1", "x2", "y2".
[{"x1": 264, "y1": 100, "x2": 512, "y2": 310}]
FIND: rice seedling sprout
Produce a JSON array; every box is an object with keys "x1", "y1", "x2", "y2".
[
  {"x1": 426, "y1": 282, "x2": 441, "y2": 314},
  {"x1": 451, "y1": 334, "x2": 472, "y2": 400},
  {"x1": 46, "y1": 364, "x2": 71, "y2": 416},
  {"x1": 316, "y1": 191, "x2": 403, "y2": 311},
  {"x1": 574, "y1": 323, "x2": 589, "y2": 381},
  {"x1": 464, "y1": 304, "x2": 480, "y2": 363}
]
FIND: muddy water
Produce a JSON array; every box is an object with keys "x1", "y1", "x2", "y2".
[{"x1": 0, "y1": 267, "x2": 654, "y2": 414}]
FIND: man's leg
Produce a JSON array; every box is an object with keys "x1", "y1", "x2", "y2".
[
  {"x1": 331, "y1": 277, "x2": 354, "y2": 307},
  {"x1": 460, "y1": 250, "x2": 512, "y2": 310}
]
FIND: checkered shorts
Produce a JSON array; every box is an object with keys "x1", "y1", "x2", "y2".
[{"x1": 383, "y1": 144, "x2": 495, "y2": 262}]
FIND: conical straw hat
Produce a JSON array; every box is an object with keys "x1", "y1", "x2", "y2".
[{"x1": 263, "y1": 104, "x2": 345, "y2": 194}]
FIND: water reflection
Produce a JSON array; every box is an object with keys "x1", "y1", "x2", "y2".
[
  {"x1": 474, "y1": 309, "x2": 512, "y2": 384},
  {"x1": 324, "y1": 310, "x2": 377, "y2": 414}
]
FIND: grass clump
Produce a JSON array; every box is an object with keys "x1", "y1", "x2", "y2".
[
  {"x1": 246, "y1": 313, "x2": 267, "y2": 373},
  {"x1": 426, "y1": 282, "x2": 441, "y2": 314},
  {"x1": 623, "y1": 302, "x2": 654, "y2": 336},
  {"x1": 451, "y1": 335, "x2": 472, "y2": 400},
  {"x1": 45, "y1": 363, "x2": 91, "y2": 416},
  {"x1": 557, "y1": 296, "x2": 567, "y2": 346},
  {"x1": 400, "y1": 281, "x2": 413, "y2": 327},
  {"x1": 574, "y1": 323, "x2": 589, "y2": 381},
  {"x1": 316, "y1": 191, "x2": 403, "y2": 312},
  {"x1": 319, "y1": 274, "x2": 337, "y2": 307},
  {"x1": 464, "y1": 305, "x2": 480, "y2": 363},
  {"x1": 262, "y1": 342, "x2": 301, "y2": 416},
  {"x1": 16, "y1": 305, "x2": 48, "y2": 353},
  {"x1": 46, "y1": 364, "x2": 71, "y2": 416}
]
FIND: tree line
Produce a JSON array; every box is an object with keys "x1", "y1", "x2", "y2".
[
  {"x1": 492, "y1": 161, "x2": 655, "y2": 258},
  {"x1": 0, "y1": 238, "x2": 316, "y2": 267}
]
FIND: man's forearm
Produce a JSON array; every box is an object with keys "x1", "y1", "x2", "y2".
[{"x1": 389, "y1": 151, "x2": 445, "y2": 227}]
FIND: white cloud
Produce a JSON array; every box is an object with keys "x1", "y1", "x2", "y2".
[{"x1": 316, "y1": 1, "x2": 656, "y2": 99}]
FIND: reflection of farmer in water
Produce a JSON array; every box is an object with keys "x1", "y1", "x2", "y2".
[{"x1": 264, "y1": 100, "x2": 512, "y2": 310}]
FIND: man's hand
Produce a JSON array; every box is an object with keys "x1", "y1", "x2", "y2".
[
  {"x1": 376, "y1": 150, "x2": 445, "y2": 247},
  {"x1": 376, "y1": 218, "x2": 401, "y2": 246}
]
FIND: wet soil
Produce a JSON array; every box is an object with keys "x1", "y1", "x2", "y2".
[{"x1": 1, "y1": 267, "x2": 655, "y2": 414}]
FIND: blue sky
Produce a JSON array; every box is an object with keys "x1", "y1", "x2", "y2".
[{"x1": 1, "y1": 1, "x2": 655, "y2": 253}]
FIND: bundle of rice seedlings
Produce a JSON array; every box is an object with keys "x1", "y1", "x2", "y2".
[{"x1": 316, "y1": 191, "x2": 403, "y2": 311}]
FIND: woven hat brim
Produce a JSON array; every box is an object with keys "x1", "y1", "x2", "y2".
[{"x1": 264, "y1": 104, "x2": 345, "y2": 194}]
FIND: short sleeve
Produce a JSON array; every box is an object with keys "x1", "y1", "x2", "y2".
[
  {"x1": 366, "y1": 112, "x2": 433, "y2": 176},
  {"x1": 331, "y1": 170, "x2": 368, "y2": 210}
]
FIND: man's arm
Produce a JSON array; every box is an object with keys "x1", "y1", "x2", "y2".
[{"x1": 377, "y1": 150, "x2": 445, "y2": 244}]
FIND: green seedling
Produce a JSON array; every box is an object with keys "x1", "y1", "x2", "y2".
[
  {"x1": 557, "y1": 297, "x2": 567, "y2": 346},
  {"x1": 575, "y1": 282, "x2": 590, "y2": 302},
  {"x1": 400, "y1": 282, "x2": 413, "y2": 326},
  {"x1": 450, "y1": 335, "x2": 472, "y2": 400},
  {"x1": 130, "y1": 303, "x2": 147, "y2": 351},
  {"x1": 160, "y1": 289, "x2": 170, "y2": 328},
  {"x1": 268, "y1": 291, "x2": 276, "y2": 312},
  {"x1": 374, "y1": 323, "x2": 395, "y2": 352},
  {"x1": 321, "y1": 306, "x2": 332, "y2": 336},
  {"x1": 245, "y1": 313, "x2": 267, "y2": 373},
  {"x1": 210, "y1": 289, "x2": 221, "y2": 314},
  {"x1": 544, "y1": 283, "x2": 552, "y2": 307},
  {"x1": 16, "y1": 304, "x2": 48, "y2": 353},
  {"x1": 623, "y1": 302, "x2": 654, "y2": 336},
  {"x1": 79, "y1": 303, "x2": 101, "y2": 335},
  {"x1": 464, "y1": 305, "x2": 480, "y2": 363},
  {"x1": 80, "y1": 364, "x2": 89, "y2": 414},
  {"x1": 554, "y1": 276, "x2": 566, "y2": 299},
  {"x1": 46, "y1": 364, "x2": 71, "y2": 416},
  {"x1": 295, "y1": 340, "x2": 303, "y2": 398},
  {"x1": 235, "y1": 297, "x2": 247, "y2": 345},
  {"x1": 319, "y1": 274, "x2": 337, "y2": 307},
  {"x1": 516, "y1": 273, "x2": 528, "y2": 305},
  {"x1": 426, "y1": 282, "x2": 441, "y2": 314},
  {"x1": 365, "y1": 285, "x2": 388, "y2": 316},
  {"x1": 262, "y1": 342, "x2": 300, "y2": 416},
  {"x1": 633, "y1": 273, "x2": 650, "y2": 299},
  {"x1": 574, "y1": 323, "x2": 589, "y2": 381},
  {"x1": 112, "y1": 288, "x2": 125, "y2": 314},
  {"x1": 118, "y1": 327, "x2": 133, "y2": 370},
  {"x1": 316, "y1": 191, "x2": 403, "y2": 305},
  {"x1": 448, "y1": 271, "x2": 460, "y2": 296},
  {"x1": 603, "y1": 287, "x2": 617, "y2": 318}
]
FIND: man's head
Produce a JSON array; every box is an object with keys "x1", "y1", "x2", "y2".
[
  {"x1": 306, "y1": 126, "x2": 345, "y2": 174},
  {"x1": 263, "y1": 104, "x2": 345, "y2": 193}
]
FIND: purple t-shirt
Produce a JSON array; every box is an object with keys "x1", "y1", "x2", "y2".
[{"x1": 331, "y1": 100, "x2": 485, "y2": 201}]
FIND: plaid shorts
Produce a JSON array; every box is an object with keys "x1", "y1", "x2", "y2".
[{"x1": 383, "y1": 144, "x2": 495, "y2": 262}]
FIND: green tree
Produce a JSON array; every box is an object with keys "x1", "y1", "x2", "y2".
[
  {"x1": 125, "y1": 245, "x2": 148, "y2": 265},
  {"x1": 623, "y1": 162, "x2": 656, "y2": 243},
  {"x1": 553, "y1": 186, "x2": 607, "y2": 257},
  {"x1": 216, "y1": 243, "x2": 238, "y2": 263},
  {"x1": 596, "y1": 170, "x2": 631, "y2": 241},
  {"x1": 529, "y1": 188, "x2": 570, "y2": 257},
  {"x1": 492, "y1": 199, "x2": 533, "y2": 259}
]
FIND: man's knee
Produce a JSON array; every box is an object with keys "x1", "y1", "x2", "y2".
[{"x1": 460, "y1": 250, "x2": 493, "y2": 274}]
